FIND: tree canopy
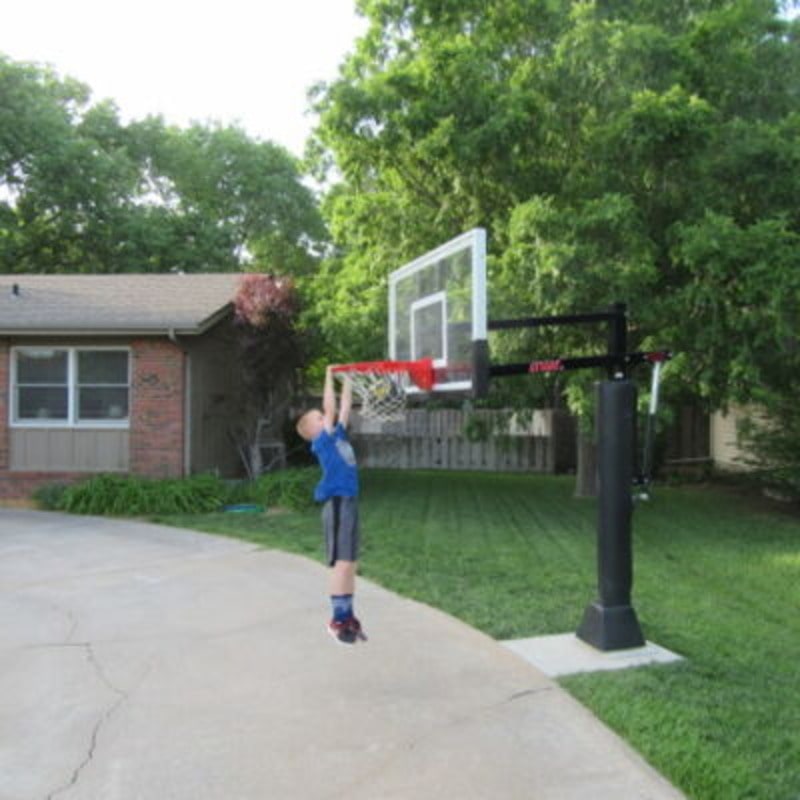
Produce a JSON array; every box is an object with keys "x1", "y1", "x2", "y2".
[
  {"x1": 308, "y1": 0, "x2": 800, "y2": 418},
  {"x1": 0, "y1": 54, "x2": 327, "y2": 276}
]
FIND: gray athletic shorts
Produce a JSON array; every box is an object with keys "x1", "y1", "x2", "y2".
[{"x1": 322, "y1": 496, "x2": 360, "y2": 566}]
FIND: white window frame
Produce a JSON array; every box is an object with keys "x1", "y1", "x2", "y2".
[{"x1": 10, "y1": 346, "x2": 131, "y2": 429}]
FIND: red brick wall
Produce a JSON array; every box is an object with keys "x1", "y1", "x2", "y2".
[
  {"x1": 129, "y1": 339, "x2": 186, "y2": 479},
  {"x1": 0, "y1": 471, "x2": 90, "y2": 501}
]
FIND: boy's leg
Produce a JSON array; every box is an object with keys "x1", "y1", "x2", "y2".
[
  {"x1": 328, "y1": 562, "x2": 362, "y2": 643},
  {"x1": 330, "y1": 559, "x2": 357, "y2": 595},
  {"x1": 330, "y1": 559, "x2": 359, "y2": 629},
  {"x1": 324, "y1": 498, "x2": 366, "y2": 642},
  {"x1": 330, "y1": 560, "x2": 367, "y2": 641}
]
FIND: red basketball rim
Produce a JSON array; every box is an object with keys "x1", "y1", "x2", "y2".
[{"x1": 332, "y1": 358, "x2": 435, "y2": 392}]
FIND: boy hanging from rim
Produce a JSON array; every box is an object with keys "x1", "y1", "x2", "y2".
[{"x1": 295, "y1": 366, "x2": 366, "y2": 645}]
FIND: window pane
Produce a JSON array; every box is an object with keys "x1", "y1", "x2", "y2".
[
  {"x1": 78, "y1": 351, "x2": 129, "y2": 384},
  {"x1": 78, "y1": 387, "x2": 129, "y2": 420},
  {"x1": 17, "y1": 350, "x2": 68, "y2": 384},
  {"x1": 17, "y1": 387, "x2": 69, "y2": 420}
]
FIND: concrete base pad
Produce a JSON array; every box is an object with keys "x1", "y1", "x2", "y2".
[{"x1": 502, "y1": 633, "x2": 684, "y2": 678}]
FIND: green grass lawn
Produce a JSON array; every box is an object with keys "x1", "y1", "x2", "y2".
[{"x1": 153, "y1": 470, "x2": 800, "y2": 800}]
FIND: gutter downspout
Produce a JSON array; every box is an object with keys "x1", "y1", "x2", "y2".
[{"x1": 168, "y1": 328, "x2": 192, "y2": 477}]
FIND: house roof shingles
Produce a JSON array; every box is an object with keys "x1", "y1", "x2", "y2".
[{"x1": 0, "y1": 273, "x2": 240, "y2": 335}]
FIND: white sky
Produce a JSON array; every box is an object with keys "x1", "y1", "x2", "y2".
[
  {"x1": 4, "y1": 2, "x2": 797, "y2": 159},
  {"x1": 1, "y1": 0, "x2": 367, "y2": 157}
]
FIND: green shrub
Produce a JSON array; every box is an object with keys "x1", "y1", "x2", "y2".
[
  {"x1": 737, "y1": 395, "x2": 800, "y2": 502},
  {"x1": 32, "y1": 482, "x2": 71, "y2": 511},
  {"x1": 222, "y1": 479, "x2": 259, "y2": 506},
  {"x1": 60, "y1": 473, "x2": 227, "y2": 516},
  {"x1": 251, "y1": 468, "x2": 317, "y2": 511},
  {"x1": 52, "y1": 470, "x2": 318, "y2": 516}
]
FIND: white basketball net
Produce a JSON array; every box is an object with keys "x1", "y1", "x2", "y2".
[{"x1": 335, "y1": 369, "x2": 411, "y2": 422}]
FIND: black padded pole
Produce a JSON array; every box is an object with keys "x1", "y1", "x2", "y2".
[
  {"x1": 607, "y1": 302, "x2": 628, "y2": 379},
  {"x1": 576, "y1": 379, "x2": 645, "y2": 650},
  {"x1": 472, "y1": 339, "x2": 490, "y2": 399}
]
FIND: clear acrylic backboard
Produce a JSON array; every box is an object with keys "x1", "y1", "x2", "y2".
[{"x1": 388, "y1": 228, "x2": 487, "y2": 393}]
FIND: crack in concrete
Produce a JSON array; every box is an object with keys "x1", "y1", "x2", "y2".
[
  {"x1": 505, "y1": 686, "x2": 554, "y2": 704},
  {"x1": 23, "y1": 603, "x2": 315, "y2": 651},
  {"x1": 60, "y1": 604, "x2": 78, "y2": 644},
  {"x1": 7, "y1": 602, "x2": 79, "y2": 652},
  {"x1": 328, "y1": 684, "x2": 556, "y2": 799},
  {"x1": 65, "y1": 616, "x2": 79, "y2": 644},
  {"x1": 44, "y1": 643, "x2": 128, "y2": 800}
]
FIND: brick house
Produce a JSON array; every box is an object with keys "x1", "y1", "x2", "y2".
[{"x1": 0, "y1": 273, "x2": 248, "y2": 499}]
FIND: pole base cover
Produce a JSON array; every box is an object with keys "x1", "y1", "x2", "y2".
[{"x1": 576, "y1": 602, "x2": 645, "y2": 651}]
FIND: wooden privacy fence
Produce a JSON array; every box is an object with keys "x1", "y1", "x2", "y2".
[{"x1": 348, "y1": 408, "x2": 575, "y2": 473}]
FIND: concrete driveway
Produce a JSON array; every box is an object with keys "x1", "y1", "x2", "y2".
[{"x1": 0, "y1": 510, "x2": 685, "y2": 800}]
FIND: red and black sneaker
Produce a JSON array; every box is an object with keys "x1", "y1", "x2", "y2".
[
  {"x1": 347, "y1": 617, "x2": 368, "y2": 642},
  {"x1": 327, "y1": 619, "x2": 357, "y2": 645}
]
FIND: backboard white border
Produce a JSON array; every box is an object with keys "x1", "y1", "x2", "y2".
[
  {"x1": 388, "y1": 228, "x2": 487, "y2": 393},
  {"x1": 410, "y1": 291, "x2": 447, "y2": 366}
]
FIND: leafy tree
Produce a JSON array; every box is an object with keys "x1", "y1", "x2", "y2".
[
  {"x1": 0, "y1": 54, "x2": 327, "y2": 277},
  {"x1": 138, "y1": 121, "x2": 328, "y2": 275},
  {"x1": 309, "y1": 0, "x2": 800, "y2": 492},
  {"x1": 306, "y1": 0, "x2": 570, "y2": 357},
  {"x1": 0, "y1": 57, "x2": 127, "y2": 272},
  {"x1": 738, "y1": 392, "x2": 800, "y2": 498}
]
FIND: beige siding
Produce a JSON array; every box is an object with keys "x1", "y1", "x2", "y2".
[
  {"x1": 710, "y1": 406, "x2": 761, "y2": 471},
  {"x1": 10, "y1": 429, "x2": 129, "y2": 471}
]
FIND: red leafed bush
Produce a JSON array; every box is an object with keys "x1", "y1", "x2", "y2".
[
  {"x1": 234, "y1": 273, "x2": 298, "y2": 328},
  {"x1": 231, "y1": 271, "x2": 305, "y2": 421}
]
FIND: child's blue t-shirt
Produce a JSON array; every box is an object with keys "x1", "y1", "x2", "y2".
[{"x1": 310, "y1": 423, "x2": 359, "y2": 502}]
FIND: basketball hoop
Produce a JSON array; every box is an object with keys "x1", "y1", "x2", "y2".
[{"x1": 332, "y1": 358, "x2": 435, "y2": 421}]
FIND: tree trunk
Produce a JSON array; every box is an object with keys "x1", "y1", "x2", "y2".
[
  {"x1": 248, "y1": 442, "x2": 263, "y2": 478},
  {"x1": 574, "y1": 429, "x2": 598, "y2": 498}
]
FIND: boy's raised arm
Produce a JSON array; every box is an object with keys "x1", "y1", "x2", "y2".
[
  {"x1": 339, "y1": 375, "x2": 353, "y2": 429},
  {"x1": 322, "y1": 366, "x2": 336, "y2": 431}
]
